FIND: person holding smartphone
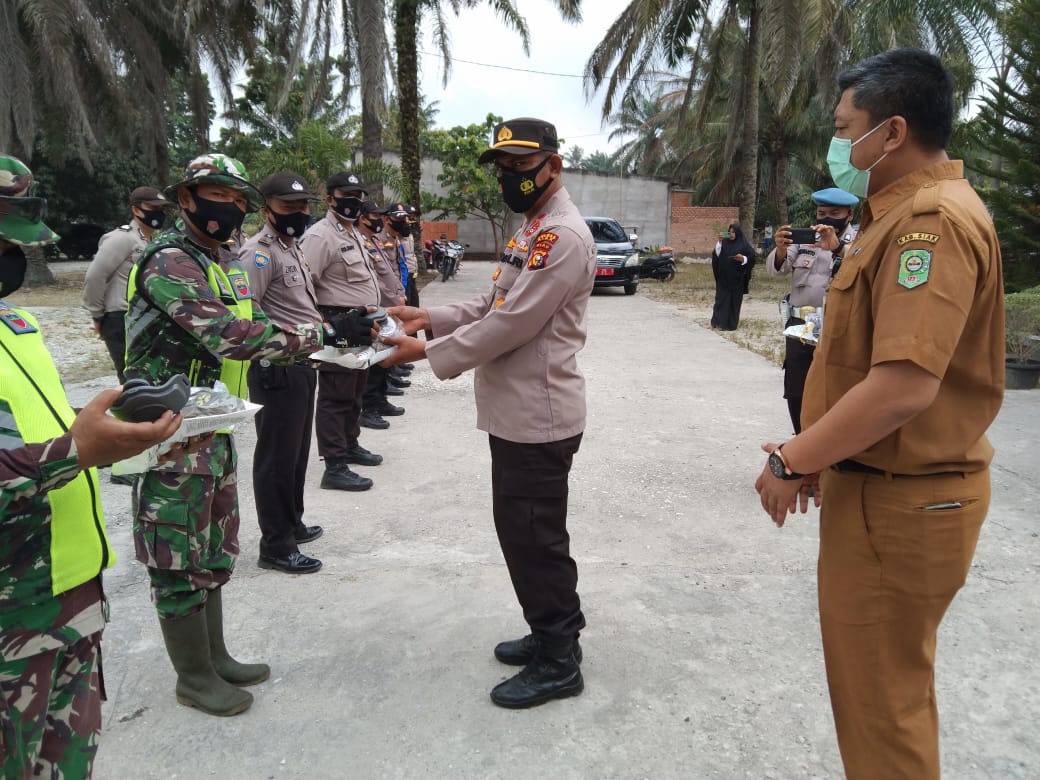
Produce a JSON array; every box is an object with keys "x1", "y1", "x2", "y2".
[
  {"x1": 709, "y1": 223, "x2": 756, "y2": 330},
  {"x1": 767, "y1": 187, "x2": 859, "y2": 432}
]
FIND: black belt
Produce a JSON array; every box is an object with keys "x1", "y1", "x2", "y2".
[
  {"x1": 833, "y1": 460, "x2": 962, "y2": 479},
  {"x1": 834, "y1": 459, "x2": 886, "y2": 475}
]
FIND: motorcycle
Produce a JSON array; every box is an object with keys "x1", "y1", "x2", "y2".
[
  {"x1": 637, "y1": 246, "x2": 676, "y2": 281},
  {"x1": 435, "y1": 239, "x2": 466, "y2": 282}
]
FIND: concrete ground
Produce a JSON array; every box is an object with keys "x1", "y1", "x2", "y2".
[{"x1": 64, "y1": 264, "x2": 1039, "y2": 779}]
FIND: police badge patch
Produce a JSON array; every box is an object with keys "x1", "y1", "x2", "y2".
[
  {"x1": 254, "y1": 251, "x2": 270, "y2": 269},
  {"x1": 898, "y1": 249, "x2": 932, "y2": 289}
]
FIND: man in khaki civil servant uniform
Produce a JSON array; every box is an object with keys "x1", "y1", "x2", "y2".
[
  {"x1": 754, "y1": 48, "x2": 1004, "y2": 780},
  {"x1": 82, "y1": 186, "x2": 173, "y2": 383},
  {"x1": 298, "y1": 172, "x2": 382, "y2": 489},
  {"x1": 238, "y1": 171, "x2": 335, "y2": 574},
  {"x1": 382, "y1": 117, "x2": 596, "y2": 710}
]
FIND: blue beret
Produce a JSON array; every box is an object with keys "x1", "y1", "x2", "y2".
[{"x1": 812, "y1": 187, "x2": 859, "y2": 207}]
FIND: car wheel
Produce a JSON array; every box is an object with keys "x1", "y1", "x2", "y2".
[{"x1": 624, "y1": 282, "x2": 638, "y2": 295}]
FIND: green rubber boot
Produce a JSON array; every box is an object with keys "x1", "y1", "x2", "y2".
[
  {"x1": 205, "y1": 588, "x2": 270, "y2": 686},
  {"x1": 158, "y1": 610, "x2": 253, "y2": 717}
]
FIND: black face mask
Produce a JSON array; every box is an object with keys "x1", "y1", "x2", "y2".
[
  {"x1": 269, "y1": 209, "x2": 310, "y2": 238},
  {"x1": 0, "y1": 245, "x2": 27, "y2": 298},
  {"x1": 364, "y1": 217, "x2": 384, "y2": 235},
  {"x1": 389, "y1": 219, "x2": 410, "y2": 237},
  {"x1": 499, "y1": 156, "x2": 552, "y2": 214},
  {"x1": 184, "y1": 193, "x2": 246, "y2": 242},
  {"x1": 139, "y1": 210, "x2": 167, "y2": 230},
  {"x1": 817, "y1": 216, "x2": 851, "y2": 234},
  {"x1": 332, "y1": 196, "x2": 364, "y2": 221}
]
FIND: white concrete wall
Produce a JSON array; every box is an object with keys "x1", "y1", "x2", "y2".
[{"x1": 383, "y1": 152, "x2": 671, "y2": 255}]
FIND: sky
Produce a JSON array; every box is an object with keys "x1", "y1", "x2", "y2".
[{"x1": 416, "y1": 0, "x2": 636, "y2": 155}]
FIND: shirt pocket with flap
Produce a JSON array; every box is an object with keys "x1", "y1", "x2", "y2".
[{"x1": 821, "y1": 262, "x2": 861, "y2": 340}]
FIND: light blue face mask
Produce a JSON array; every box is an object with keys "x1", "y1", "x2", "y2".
[{"x1": 826, "y1": 119, "x2": 891, "y2": 198}]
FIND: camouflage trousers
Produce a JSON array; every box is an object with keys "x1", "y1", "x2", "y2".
[
  {"x1": 0, "y1": 633, "x2": 101, "y2": 779},
  {"x1": 133, "y1": 449, "x2": 240, "y2": 620}
]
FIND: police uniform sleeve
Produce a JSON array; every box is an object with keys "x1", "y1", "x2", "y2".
[
  {"x1": 138, "y1": 249, "x2": 322, "y2": 361},
  {"x1": 81, "y1": 229, "x2": 132, "y2": 319},
  {"x1": 869, "y1": 212, "x2": 983, "y2": 378},
  {"x1": 237, "y1": 240, "x2": 272, "y2": 308},
  {"x1": 765, "y1": 244, "x2": 794, "y2": 276},
  {"x1": 298, "y1": 230, "x2": 329, "y2": 282},
  {"x1": 425, "y1": 226, "x2": 592, "y2": 379}
]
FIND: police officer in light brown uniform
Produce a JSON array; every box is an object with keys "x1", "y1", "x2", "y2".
[
  {"x1": 382, "y1": 117, "x2": 596, "y2": 710},
  {"x1": 82, "y1": 186, "x2": 173, "y2": 383},
  {"x1": 298, "y1": 172, "x2": 382, "y2": 489},
  {"x1": 754, "y1": 49, "x2": 1004, "y2": 780},
  {"x1": 358, "y1": 201, "x2": 407, "y2": 422},
  {"x1": 238, "y1": 172, "x2": 326, "y2": 574}
]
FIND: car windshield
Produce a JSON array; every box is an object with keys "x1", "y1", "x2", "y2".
[{"x1": 587, "y1": 219, "x2": 628, "y2": 243}]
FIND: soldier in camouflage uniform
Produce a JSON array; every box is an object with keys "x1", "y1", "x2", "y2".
[
  {"x1": 0, "y1": 154, "x2": 182, "y2": 777},
  {"x1": 123, "y1": 154, "x2": 367, "y2": 717}
]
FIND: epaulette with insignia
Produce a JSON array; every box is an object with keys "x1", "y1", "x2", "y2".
[
  {"x1": 258, "y1": 233, "x2": 273, "y2": 246},
  {"x1": 118, "y1": 224, "x2": 132, "y2": 231}
]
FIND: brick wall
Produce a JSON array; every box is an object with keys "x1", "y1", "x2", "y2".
[
  {"x1": 670, "y1": 192, "x2": 738, "y2": 256},
  {"x1": 421, "y1": 220, "x2": 457, "y2": 244}
]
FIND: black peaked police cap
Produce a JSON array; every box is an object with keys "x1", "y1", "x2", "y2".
[{"x1": 477, "y1": 118, "x2": 559, "y2": 164}]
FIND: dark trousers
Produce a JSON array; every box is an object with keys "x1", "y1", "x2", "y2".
[
  {"x1": 100, "y1": 310, "x2": 127, "y2": 383},
  {"x1": 363, "y1": 364, "x2": 388, "y2": 408},
  {"x1": 489, "y1": 433, "x2": 585, "y2": 655},
  {"x1": 248, "y1": 363, "x2": 316, "y2": 557},
  {"x1": 315, "y1": 367, "x2": 367, "y2": 460},
  {"x1": 405, "y1": 276, "x2": 420, "y2": 307},
  {"x1": 782, "y1": 320, "x2": 816, "y2": 434}
]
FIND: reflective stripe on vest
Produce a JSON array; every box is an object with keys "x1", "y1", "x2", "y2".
[{"x1": 0, "y1": 304, "x2": 112, "y2": 596}]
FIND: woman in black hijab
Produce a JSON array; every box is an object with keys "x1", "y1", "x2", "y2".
[{"x1": 710, "y1": 223, "x2": 756, "y2": 330}]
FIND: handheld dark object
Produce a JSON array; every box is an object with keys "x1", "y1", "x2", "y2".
[
  {"x1": 789, "y1": 227, "x2": 818, "y2": 245},
  {"x1": 111, "y1": 374, "x2": 190, "y2": 422}
]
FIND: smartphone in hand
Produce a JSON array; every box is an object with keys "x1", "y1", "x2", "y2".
[{"x1": 789, "y1": 227, "x2": 817, "y2": 245}]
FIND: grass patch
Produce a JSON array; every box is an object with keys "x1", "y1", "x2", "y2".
[{"x1": 640, "y1": 261, "x2": 790, "y2": 366}]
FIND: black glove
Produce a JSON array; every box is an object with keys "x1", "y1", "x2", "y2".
[{"x1": 325, "y1": 307, "x2": 373, "y2": 347}]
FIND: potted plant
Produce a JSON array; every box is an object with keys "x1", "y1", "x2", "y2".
[{"x1": 1005, "y1": 288, "x2": 1040, "y2": 389}]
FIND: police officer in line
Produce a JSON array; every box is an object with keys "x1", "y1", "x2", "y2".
[
  {"x1": 237, "y1": 172, "x2": 327, "y2": 575},
  {"x1": 383, "y1": 203, "x2": 421, "y2": 371},
  {"x1": 1, "y1": 153, "x2": 182, "y2": 776},
  {"x1": 298, "y1": 173, "x2": 382, "y2": 489},
  {"x1": 381, "y1": 117, "x2": 596, "y2": 709},
  {"x1": 81, "y1": 186, "x2": 174, "y2": 383},
  {"x1": 765, "y1": 187, "x2": 859, "y2": 433},
  {"x1": 358, "y1": 201, "x2": 407, "y2": 427},
  {"x1": 755, "y1": 49, "x2": 1004, "y2": 778}
]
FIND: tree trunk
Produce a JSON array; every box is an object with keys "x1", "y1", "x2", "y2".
[
  {"x1": 772, "y1": 152, "x2": 788, "y2": 226},
  {"x1": 738, "y1": 2, "x2": 762, "y2": 238},
  {"x1": 357, "y1": 0, "x2": 387, "y2": 196},
  {"x1": 23, "y1": 245, "x2": 56, "y2": 287},
  {"x1": 395, "y1": 0, "x2": 422, "y2": 208}
]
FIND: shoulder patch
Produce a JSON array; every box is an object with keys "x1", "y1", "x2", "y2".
[
  {"x1": 527, "y1": 251, "x2": 549, "y2": 271},
  {"x1": 0, "y1": 307, "x2": 38, "y2": 334},
  {"x1": 254, "y1": 251, "x2": 270, "y2": 269},
  {"x1": 898, "y1": 249, "x2": 931, "y2": 289},
  {"x1": 896, "y1": 232, "x2": 940, "y2": 246}
]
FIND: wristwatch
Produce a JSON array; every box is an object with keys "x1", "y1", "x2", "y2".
[{"x1": 768, "y1": 445, "x2": 804, "y2": 480}]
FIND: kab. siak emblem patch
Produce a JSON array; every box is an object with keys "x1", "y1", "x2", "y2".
[{"x1": 898, "y1": 249, "x2": 931, "y2": 289}]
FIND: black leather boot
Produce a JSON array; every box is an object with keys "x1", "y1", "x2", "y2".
[
  {"x1": 346, "y1": 440, "x2": 383, "y2": 466},
  {"x1": 320, "y1": 458, "x2": 373, "y2": 491},
  {"x1": 494, "y1": 634, "x2": 582, "y2": 666},
  {"x1": 490, "y1": 647, "x2": 583, "y2": 709}
]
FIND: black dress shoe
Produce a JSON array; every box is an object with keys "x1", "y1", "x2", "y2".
[
  {"x1": 494, "y1": 634, "x2": 582, "y2": 666},
  {"x1": 346, "y1": 443, "x2": 383, "y2": 466},
  {"x1": 490, "y1": 654, "x2": 583, "y2": 709},
  {"x1": 400, "y1": 362, "x2": 415, "y2": 370},
  {"x1": 384, "y1": 384, "x2": 405, "y2": 396},
  {"x1": 375, "y1": 402, "x2": 404, "y2": 416},
  {"x1": 387, "y1": 374, "x2": 411, "y2": 388},
  {"x1": 257, "y1": 551, "x2": 322, "y2": 574},
  {"x1": 359, "y1": 410, "x2": 390, "y2": 429},
  {"x1": 294, "y1": 525, "x2": 323, "y2": 544}
]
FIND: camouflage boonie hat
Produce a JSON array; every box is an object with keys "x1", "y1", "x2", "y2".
[
  {"x1": 0, "y1": 154, "x2": 59, "y2": 245},
  {"x1": 165, "y1": 153, "x2": 264, "y2": 211}
]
